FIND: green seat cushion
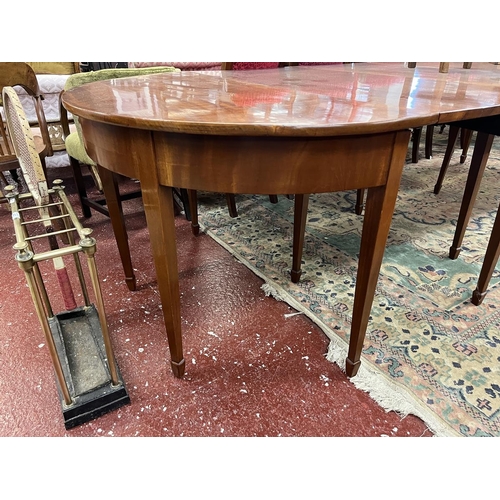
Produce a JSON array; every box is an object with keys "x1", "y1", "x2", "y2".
[
  {"x1": 64, "y1": 66, "x2": 179, "y2": 91},
  {"x1": 27, "y1": 62, "x2": 78, "y2": 75},
  {"x1": 65, "y1": 131, "x2": 95, "y2": 165}
]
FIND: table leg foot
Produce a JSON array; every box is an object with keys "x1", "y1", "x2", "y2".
[
  {"x1": 449, "y1": 246, "x2": 461, "y2": 260},
  {"x1": 290, "y1": 269, "x2": 301, "y2": 283},
  {"x1": 170, "y1": 358, "x2": 186, "y2": 378},
  {"x1": 125, "y1": 276, "x2": 137, "y2": 292},
  {"x1": 471, "y1": 288, "x2": 487, "y2": 306},
  {"x1": 345, "y1": 358, "x2": 361, "y2": 377}
]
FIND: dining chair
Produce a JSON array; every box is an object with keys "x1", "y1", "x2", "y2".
[
  {"x1": 59, "y1": 66, "x2": 181, "y2": 291},
  {"x1": 0, "y1": 62, "x2": 53, "y2": 192}
]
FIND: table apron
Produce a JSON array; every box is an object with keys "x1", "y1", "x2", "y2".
[{"x1": 79, "y1": 119, "x2": 410, "y2": 195}]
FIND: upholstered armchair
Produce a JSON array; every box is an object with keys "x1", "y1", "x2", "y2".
[{"x1": 13, "y1": 63, "x2": 80, "y2": 169}]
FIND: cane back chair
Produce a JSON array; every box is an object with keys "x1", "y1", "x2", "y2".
[{"x1": 0, "y1": 62, "x2": 53, "y2": 194}]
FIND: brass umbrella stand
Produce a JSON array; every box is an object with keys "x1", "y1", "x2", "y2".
[{"x1": 2, "y1": 86, "x2": 129, "y2": 429}]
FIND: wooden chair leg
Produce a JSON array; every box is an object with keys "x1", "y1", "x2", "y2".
[
  {"x1": 411, "y1": 127, "x2": 422, "y2": 163},
  {"x1": 460, "y1": 128, "x2": 473, "y2": 164},
  {"x1": 434, "y1": 125, "x2": 461, "y2": 194},
  {"x1": 449, "y1": 132, "x2": 495, "y2": 260},
  {"x1": 355, "y1": 189, "x2": 365, "y2": 215},
  {"x1": 226, "y1": 193, "x2": 238, "y2": 217},
  {"x1": 187, "y1": 189, "x2": 199, "y2": 236},
  {"x1": 269, "y1": 195, "x2": 278, "y2": 203},
  {"x1": 38, "y1": 156, "x2": 49, "y2": 186},
  {"x1": 425, "y1": 125, "x2": 434, "y2": 158},
  {"x1": 291, "y1": 193, "x2": 309, "y2": 283},
  {"x1": 69, "y1": 155, "x2": 92, "y2": 218},
  {"x1": 98, "y1": 165, "x2": 137, "y2": 291},
  {"x1": 180, "y1": 188, "x2": 191, "y2": 220},
  {"x1": 9, "y1": 168, "x2": 19, "y2": 183}
]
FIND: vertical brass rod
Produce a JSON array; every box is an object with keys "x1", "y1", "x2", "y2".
[
  {"x1": 7, "y1": 189, "x2": 54, "y2": 317},
  {"x1": 22, "y1": 258, "x2": 72, "y2": 406},
  {"x1": 53, "y1": 184, "x2": 90, "y2": 306},
  {"x1": 73, "y1": 252, "x2": 91, "y2": 307},
  {"x1": 21, "y1": 219, "x2": 55, "y2": 318},
  {"x1": 86, "y1": 251, "x2": 120, "y2": 385},
  {"x1": 32, "y1": 261, "x2": 54, "y2": 318}
]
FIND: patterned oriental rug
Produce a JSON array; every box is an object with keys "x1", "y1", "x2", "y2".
[{"x1": 196, "y1": 128, "x2": 500, "y2": 437}]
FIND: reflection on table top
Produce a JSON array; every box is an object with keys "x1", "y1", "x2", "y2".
[{"x1": 62, "y1": 62, "x2": 500, "y2": 137}]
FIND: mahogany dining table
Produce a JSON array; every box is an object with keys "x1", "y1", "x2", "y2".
[{"x1": 62, "y1": 62, "x2": 500, "y2": 379}]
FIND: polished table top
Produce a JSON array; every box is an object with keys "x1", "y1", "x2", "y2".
[
  {"x1": 63, "y1": 62, "x2": 500, "y2": 137},
  {"x1": 62, "y1": 62, "x2": 500, "y2": 380}
]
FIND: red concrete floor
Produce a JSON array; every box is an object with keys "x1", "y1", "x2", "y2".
[{"x1": 0, "y1": 167, "x2": 433, "y2": 437}]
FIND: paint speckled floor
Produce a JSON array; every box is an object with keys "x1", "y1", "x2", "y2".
[{"x1": 0, "y1": 166, "x2": 433, "y2": 437}]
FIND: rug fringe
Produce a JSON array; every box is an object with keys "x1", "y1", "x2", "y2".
[
  {"x1": 200, "y1": 223, "x2": 459, "y2": 437},
  {"x1": 261, "y1": 282, "x2": 286, "y2": 302},
  {"x1": 325, "y1": 338, "x2": 456, "y2": 436}
]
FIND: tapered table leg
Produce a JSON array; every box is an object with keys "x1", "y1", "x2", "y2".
[
  {"x1": 449, "y1": 132, "x2": 494, "y2": 260},
  {"x1": 346, "y1": 130, "x2": 410, "y2": 377},
  {"x1": 142, "y1": 184, "x2": 185, "y2": 377},
  {"x1": 138, "y1": 142, "x2": 185, "y2": 377},
  {"x1": 434, "y1": 125, "x2": 460, "y2": 195}
]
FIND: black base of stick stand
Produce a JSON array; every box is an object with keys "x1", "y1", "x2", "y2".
[{"x1": 49, "y1": 305, "x2": 130, "y2": 430}]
